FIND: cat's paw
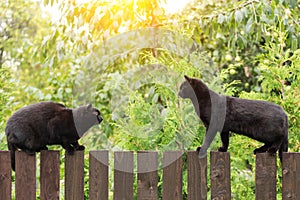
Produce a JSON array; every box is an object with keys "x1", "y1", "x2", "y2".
[
  {"x1": 254, "y1": 148, "x2": 267, "y2": 155},
  {"x1": 267, "y1": 146, "x2": 278, "y2": 155},
  {"x1": 196, "y1": 147, "x2": 207, "y2": 159},
  {"x1": 39, "y1": 146, "x2": 48, "y2": 152},
  {"x1": 253, "y1": 149, "x2": 257, "y2": 155},
  {"x1": 75, "y1": 145, "x2": 85, "y2": 151},
  {"x1": 65, "y1": 147, "x2": 75, "y2": 155},
  {"x1": 66, "y1": 150, "x2": 74, "y2": 155},
  {"x1": 24, "y1": 149, "x2": 36, "y2": 155},
  {"x1": 218, "y1": 146, "x2": 228, "y2": 152}
]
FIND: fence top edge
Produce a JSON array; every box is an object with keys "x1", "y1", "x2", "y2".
[
  {"x1": 283, "y1": 152, "x2": 300, "y2": 155},
  {"x1": 40, "y1": 150, "x2": 60, "y2": 153},
  {"x1": 1, "y1": 150, "x2": 299, "y2": 154},
  {"x1": 89, "y1": 150, "x2": 109, "y2": 153},
  {"x1": 0, "y1": 150, "x2": 10, "y2": 154}
]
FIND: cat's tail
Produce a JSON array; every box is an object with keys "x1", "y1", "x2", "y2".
[
  {"x1": 279, "y1": 120, "x2": 288, "y2": 163},
  {"x1": 7, "y1": 141, "x2": 17, "y2": 171}
]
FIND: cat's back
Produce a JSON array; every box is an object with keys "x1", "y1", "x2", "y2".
[
  {"x1": 6, "y1": 102, "x2": 66, "y2": 131},
  {"x1": 226, "y1": 96, "x2": 287, "y2": 122}
]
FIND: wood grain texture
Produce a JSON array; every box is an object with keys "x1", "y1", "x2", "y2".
[
  {"x1": 40, "y1": 150, "x2": 60, "y2": 200},
  {"x1": 114, "y1": 151, "x2": 134, "y2": 200},
  {"x1": 187, "y1": 151, "x2": 207, "y2": 200},
  {"x1": 282, "y1": 153, "x2": 300, "y2": 200},
  {"x1": 65, "y1": 151, "x2": 84, "y2": 200},
  {"x1": 162, "y1": 151, "x2": 183, "y2": 200},
  {"x1": 89, "y1": 150, "x2": 109, "y2": 200},
  {"x1": 137, "y1": 151, "x2": 158, "y2": 200},
  {"x1": 210, "y1": 151, "x2": 231, "y2": 200},
  {"x1": 15, "y1": 151, "x2": 36, "y2": 200},
  {"x1": 255, "y1": 153, "x2": 277, "y2": 200},
  {"x1": 0, "y1": 151, "x2": 11, "y2": 200}
]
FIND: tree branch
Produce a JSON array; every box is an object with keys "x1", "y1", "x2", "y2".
[
  {"x1": 0, "y1": 47, "x2": 4, "y2": 69},
  {"x1": 201, "y1": 0, "x2": 260, "y2": 20}
]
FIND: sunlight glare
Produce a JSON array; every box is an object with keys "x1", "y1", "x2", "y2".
[{"x1": 164, "y1": 0, "x2": 192, "y2": 14}]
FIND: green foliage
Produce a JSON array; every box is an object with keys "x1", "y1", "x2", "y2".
[
  {"x1": 175, "y1": 0, "x2": 300, "y2": 95},
  {"x1": 0, "y1": 67, "x2": 13, "y2": 149}
]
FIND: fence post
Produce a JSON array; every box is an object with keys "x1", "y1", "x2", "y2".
[
  {"x1": 0, "y1": 151, "x2": 11, "y2": 200},
  {"x1": 40, "y1": 150, "x2": 60, "y2": 200},
  {"x1": 255, "y1": 153, "x2": 277, "y2": 200},
  {"x1": 187, "y1": 151, "x2": 207, "y2": 200},
  {"x1": 65, "y1": 150, "x2": 84, "y2": 200},
  {"x1": 137, "y1": 151, "x2": 158, "y2": 200},
  {"x1": 162, "y1": 151, "x2": 183, "y2": 200},
  {"x1": 15, "y1": 151, "x2": 36, "y2": 200},
  {"x1": 89, "y1": 150, "x2": 109, "y2": 200},
  {"x1": 114, "y1": 151, "x2": 134, "y2": 200},
  {"x1": 282, "y1": 152, "x2": 300, "y2": 200},
  {"x1": 210, "y1": 151, "x2": 231, "y2": 200}
]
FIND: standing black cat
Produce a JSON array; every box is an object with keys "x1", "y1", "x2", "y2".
[
  {"x1": 178, "y1": 75, "x2": 288, "y2": 161},
  {"x1": 5, "y1": 102, "x2": 103, "y2": 170}
]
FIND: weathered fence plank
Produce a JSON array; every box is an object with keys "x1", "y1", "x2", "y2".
[
  {"x1": 15, "y1": 151, "x2": 36, "y2": 200},
  {"x1": 282, "y1": 153, "x2": 300, "y2": 200},
  {"x1": 0, "y1": 151, "x2": 11, "y2": 200},
  {"x1": 162, "y1": 151, "x2": 183, "y2": 200},
  {"x1": 137, "y1": 151, "x2": 158, "y2": 200},
  {"x1": 65, "y1": 150, "x2": 84, "y2": 200},
  {"x1": 256, "y1": 153, "x2": 277, "y2": 200},
  {"x1": 89, "y1": 150, "x2": 109, "y2": 200},
  {"x1": 114, "y1": 151, "x2": 134, "y2": 200},
  {"x1": 210, "y1": 151, "x2": 231, "y2": 200},
  {"x1": 40, "y1": 150, "x2": 60, "y2": 200},
  {"x1": 187, "y1": 151, "x2": 207, "y2": 200}
]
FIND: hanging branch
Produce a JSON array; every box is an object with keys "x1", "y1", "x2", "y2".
[{"x1": 200, "y1": 0, "x2": 260, "y2": 20}]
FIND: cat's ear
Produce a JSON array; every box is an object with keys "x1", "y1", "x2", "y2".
[
  {"x1": 184, "y1": 75, "x2": 192, "y2": 82},
  {"x1": 86, "y1": 104, "x2": 93, "y2": 111}
]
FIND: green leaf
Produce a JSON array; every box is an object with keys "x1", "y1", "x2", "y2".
[
  {"x1": 234, "y1": 10, "x2": 243, "y2": 23},
  {"x1": 43, "y1": 0, "x2": 49, "y2": 6},
  {"x1": 217, "y1": 14, "x2": 225, "y2": 24},
  {"x1": 245, "y1": 17, "x2": 253, "y2": 34}
]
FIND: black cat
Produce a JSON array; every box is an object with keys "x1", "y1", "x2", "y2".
[
  {"x1": 5, "y1": 102, "x2": 103, "y2": 170},
  {"x1": 178, "y1": 75, "x2": 288, "y2": 161}
]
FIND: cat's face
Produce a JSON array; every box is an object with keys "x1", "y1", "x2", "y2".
[
  {"x1": 178, "y1": 75, "x2": 195, "y2": 99},
  {"x1": 75, "y1": 104, "x2": 103, "y2": 126},
  {"x1": 72, "y1": 104, "x2": 103, "y2": 137},
  {"x1": 85, "y1": 104, "x2": 103, "y2": 125}
]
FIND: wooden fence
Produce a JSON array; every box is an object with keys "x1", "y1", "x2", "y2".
[{"x1": 0, "y1": 150, "x2": 299, "y2": 200}]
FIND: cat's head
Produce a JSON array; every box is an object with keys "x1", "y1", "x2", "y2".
[
  {"x1": 178, "y1": 75, "x2": 196, "y2": 99},
  {"x1": 178, "y1": 75, "x2": 209, "y2": 99},
  {"x1": 84, "y1": 104, "x2": 103, "y2": 124},
  {"x1": 72, "y1": 104, "x2": 103, "y2": 137}
]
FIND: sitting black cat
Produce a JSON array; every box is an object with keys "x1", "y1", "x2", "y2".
[
  {"x1": 178, "y1": 75, "x2": 288, "y2": 161},
  {"x1": 5, "y1": 102, "x2": 103, "y2": 170}
]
